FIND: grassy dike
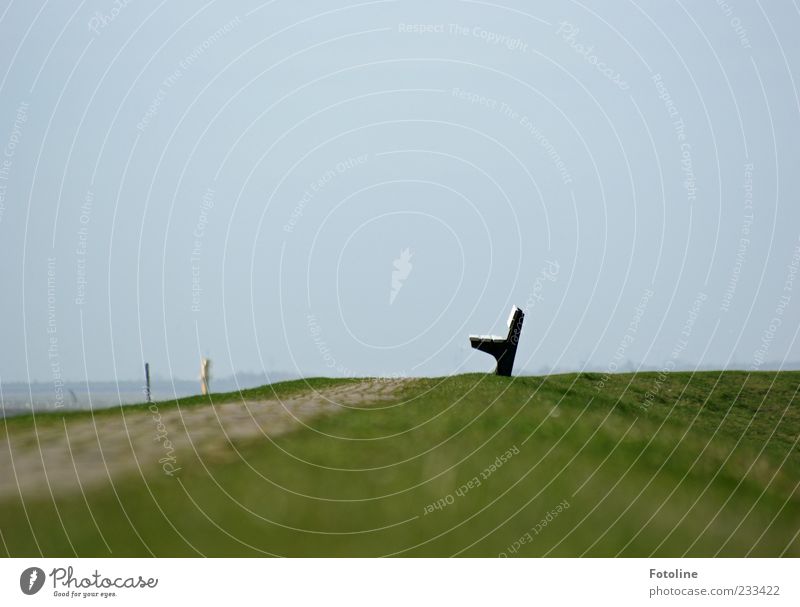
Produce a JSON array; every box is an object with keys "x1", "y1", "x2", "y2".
[{"x1": 1, "y1": 371, "x2": 798, "y2": 557}]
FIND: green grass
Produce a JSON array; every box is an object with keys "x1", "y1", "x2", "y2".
[{"x1": 1, "y1": 371, "x2": 798, "y2": 557}]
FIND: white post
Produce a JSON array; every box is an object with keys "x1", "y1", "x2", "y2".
[{"x1": 200, "y1": 357, "x2": 211, "y2": 395}]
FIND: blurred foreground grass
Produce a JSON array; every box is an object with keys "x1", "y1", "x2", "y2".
[{"x1": 1, "y1": 371, "x2": 798, "y2": 556}]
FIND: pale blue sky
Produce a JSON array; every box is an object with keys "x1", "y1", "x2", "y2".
[{"x1": 1, "y1": 0, "x2": 799, "y2": 384}]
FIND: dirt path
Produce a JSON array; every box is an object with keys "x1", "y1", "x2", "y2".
[{"x1": 0, "y1": 379, "x2": 409, "y2": 500}]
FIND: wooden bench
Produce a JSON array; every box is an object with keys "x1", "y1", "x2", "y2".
[{"x1": 469, "y1": 306, "x2": 525, "y2": 377}]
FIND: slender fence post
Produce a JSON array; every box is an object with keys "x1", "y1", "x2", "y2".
[{"x1": 144, "y1": 362, "x2": 152, "y2": 403}]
